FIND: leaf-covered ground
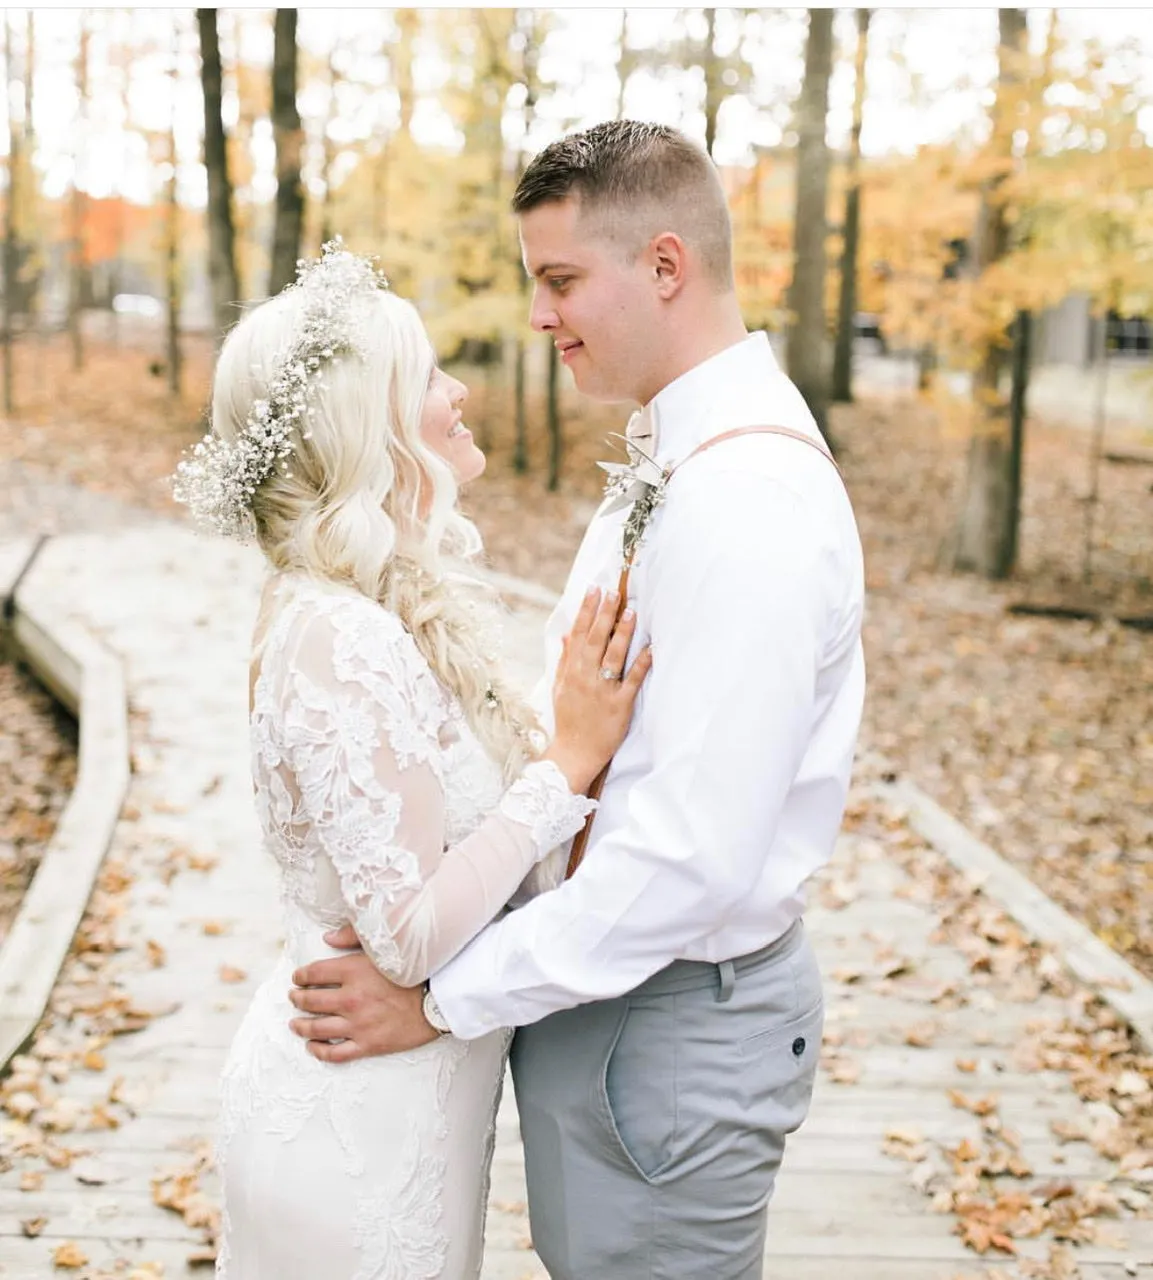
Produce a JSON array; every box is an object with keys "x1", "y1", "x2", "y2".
[
  {"x1": 0, "y1": 335, "x2": 1150, "y2": 1278},
  {"x1": 0, "y1": 333, "x2": 1149, "y2": 983},
  {"x1": 0, "y1": 657, "x2": 77, "y2": 948}
]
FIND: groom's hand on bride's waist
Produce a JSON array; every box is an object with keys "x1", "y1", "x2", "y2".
[{"x1": 288, "y1": 925, "x2": 439, "y2": 1062}]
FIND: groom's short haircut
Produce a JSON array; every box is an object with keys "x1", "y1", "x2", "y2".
[{"x1": 512, "y1": 121, "x2": 734, "y2": 293}]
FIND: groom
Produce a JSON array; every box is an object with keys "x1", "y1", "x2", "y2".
[{"x1": 290, "y1": 120, "x2": 865, "y2": 1277}]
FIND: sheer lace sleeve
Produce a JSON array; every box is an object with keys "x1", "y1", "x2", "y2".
[
  {"x1": 273, "y1": 596, "x2": 594, "y2": 987},
  {"x1": 508, "y1": 845, "x2": 569, "y2": 907}
]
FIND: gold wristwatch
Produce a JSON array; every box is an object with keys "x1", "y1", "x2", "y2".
[{"x1": 422, "y1": 984, "x2": 451, "y2": 1035}]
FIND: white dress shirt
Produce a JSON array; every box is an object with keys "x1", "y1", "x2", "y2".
[{"x1": 431, "y1": 332, "x2": 866, "y2": 1039}]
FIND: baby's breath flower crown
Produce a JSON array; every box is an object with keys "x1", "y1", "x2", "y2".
[{"x1": 172, "y1": 239, "x2": 390, "y2": 540}]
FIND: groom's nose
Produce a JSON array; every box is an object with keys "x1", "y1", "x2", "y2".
[{"x1": 529, "y1": 287, "x2": 559, "y2": 333}]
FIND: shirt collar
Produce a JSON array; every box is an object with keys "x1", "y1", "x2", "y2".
[{"x1": 646, "y1": 331, "x2": 781, "y2": 463}]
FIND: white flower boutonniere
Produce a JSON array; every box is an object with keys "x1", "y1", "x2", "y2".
[{"x1": 596, "y1": 432, "x2": 673, "y2": 569}]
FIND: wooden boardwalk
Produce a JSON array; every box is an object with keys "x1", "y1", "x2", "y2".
[{"x1": 1, "y1": 525, "x2": 1150, "y2": 1279}]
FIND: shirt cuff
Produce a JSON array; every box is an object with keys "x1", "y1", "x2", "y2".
[
  {"x1": 498, "y1": 759, "x2": 596, "y2": 862},
  {"x1": 429, "y1": 926, "x2": 508, "y2": 1040}
]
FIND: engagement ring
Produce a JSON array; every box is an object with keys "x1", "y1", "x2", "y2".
[{"x1": 599, "y1": 666, "x2": 621, "y2": 681}]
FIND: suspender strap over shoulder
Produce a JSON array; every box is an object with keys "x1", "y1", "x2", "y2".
[{"x1": 562, "y1": 423, "x2": 841, "y2": 880}]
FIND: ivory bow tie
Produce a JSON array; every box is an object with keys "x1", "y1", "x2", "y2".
[{"x1": 626, "y1": 404, "x2": 656, "y2": 453}]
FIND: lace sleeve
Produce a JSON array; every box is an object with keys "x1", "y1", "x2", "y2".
[{"x1": 278, "y1": 598, "x2": 594, "y2": 987}]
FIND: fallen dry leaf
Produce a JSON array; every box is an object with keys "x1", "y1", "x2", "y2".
[
  {"x1": 824, "y1": 1056, "x2": 862, "y2": 1085},
  {"x1": 904, "y1": 1020, "x2": 940, "y2": 1048},
  {"x1": 52, "y1": 1242, "x2": 89, "y2": 1269}
]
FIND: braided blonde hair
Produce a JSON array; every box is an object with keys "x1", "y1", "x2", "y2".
[{"x1": 211, "y1": 285, "x2": 540, "y2": 781}]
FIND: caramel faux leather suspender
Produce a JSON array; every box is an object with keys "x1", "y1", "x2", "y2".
[{"x1": 563, "y1": 425, "x2": 843, "y2": 880}]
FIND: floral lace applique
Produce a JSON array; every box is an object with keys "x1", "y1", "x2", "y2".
[
  {"x1": 500, "y1": 759, "x2": 597, "y2": 857},
  {"x1": 219, "y1": 574, "x2": 586, "y2": 1278}
]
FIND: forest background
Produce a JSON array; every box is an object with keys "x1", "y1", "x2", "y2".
[{"x1": 0, "y1": 7, "x2": 1150, "y2": 990}]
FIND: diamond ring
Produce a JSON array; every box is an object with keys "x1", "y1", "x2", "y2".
[{"x1": 599, "y1": 666, "x2": 621, "y2": 682}]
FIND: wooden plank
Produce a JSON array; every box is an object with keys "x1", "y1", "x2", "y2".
[
  {"x1": 762, "y1": 1225, "x2": 1152, "y2": 1263},
  {"x1": 759, "y1": 1261, "x2": 1146, "y2": 1280},
  {"x1": 880, "y1": 778, "x2": 1153, "y2": 1050},
  {"x1": 1, "y1": 1205, "x2": 1147, "y2": 1266},
  {"x1": 0, "y1": 1236, "x2": 211, "y2": 1278},
  {"x1": 0, "y1": 536, "x2": 36, "y2": 603},
  {"x1": 0, "y1": 1234, "x2": 1144, "y2": 1280},
  {"x1": 7, "y1": 599, "x2": 81, "y2": 714},
  {"x1": 4, "y1": 1166, "x2": 1138, "y2": 1226},
  {"x1": 0, "y1": 599, "x2": 131, "y2": 1070}
]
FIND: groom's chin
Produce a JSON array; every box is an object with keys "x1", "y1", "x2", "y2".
[{"x1": 570, "y1": 371, "x2": 627, "y2": 404}]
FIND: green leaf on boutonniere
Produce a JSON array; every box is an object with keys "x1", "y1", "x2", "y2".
[{"x1": 596, "y1": 433, "x2": 672, "y2": 568}]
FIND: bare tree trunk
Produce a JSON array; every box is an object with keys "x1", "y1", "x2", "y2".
[
  {"x1": 109, "y1": 67, "x2": 124, "y2": 348},
  {"x1": 1083, "y1": 313, "x2": 1111, "y2": 583},
  {"x1": 4, "y1": 13, "x2": 20, "y2": 413},
  {"x1": 832, "y1": 8, "x2": 870, "y2": 404},
  {"x1": 546, "y1": 338, "x2": 561, "y2": 492},
  {"x1": 785, "y1": 8, "x2": 835, "y2": 444},
  {"x1": 69, "y1": 16, "x2": 89, "y2": 372},
  {"x1": 166, "y1": 28, "x2": 182, "y2": 399},
  {"x1": 1005, "y1": 308, "x2": 1030, "y2": 572},
  {"x1": 319, "y1": 48, "x2": 339, "y2": 247},
  {"x1": 22, "y1": 11, "x2": 36, "y2": 342},
  {"x1": 949, "y1": 9, "x2": 1028, "y2": 578},
  {"x1": 998, "y1": 12, "x2": 1052, "y2": 566},
  {"x1": 197, "y1": 8, "x2": 240, "y2": 342},
  {"x1": 702, "y1": 8, "x2": 721, "y2": 158},
  {"x1": 513, "y1": 341, "x2": 528, "y2": 474},
  {"x1": 615, "y1": 10, "x2": 637, "y2": 119},
  {"x1": 268, "y1": 9, "x2": 304, "y2": 294},
  {"x1": 394, "y1": 10, "x2": 418, "y2": 137},
  {"x1": 475, "y1": 349, "x2": 493, "y2": 452},
  {"x1": 513, "y1": 14, "x2": 540, "y2": 474}
]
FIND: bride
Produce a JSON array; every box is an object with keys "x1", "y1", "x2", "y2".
[{"x1": 173, "y1": 244, "x2": 650, "y2": 1279}]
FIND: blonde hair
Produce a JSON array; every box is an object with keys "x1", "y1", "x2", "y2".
[{"x1": 212, "y1": 285, "x2": 540, "y2": 781}]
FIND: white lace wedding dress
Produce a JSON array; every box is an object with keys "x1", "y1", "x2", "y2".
[{"x1": 215, "y1": 573, "x2": 592, "y2": 1279}]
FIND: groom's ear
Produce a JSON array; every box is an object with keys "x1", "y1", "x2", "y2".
[{"x1": 648, "y1": 232, "x2": 687, "y2": 300}]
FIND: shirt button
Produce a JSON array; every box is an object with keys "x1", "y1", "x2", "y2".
[{"x1": 792, "y1": 1036, "x2": 806, "y2": 1057}]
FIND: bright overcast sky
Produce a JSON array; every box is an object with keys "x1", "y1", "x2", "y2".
[{"x1": 10, "y1": 7, "x2": 1153, "y2": 208}]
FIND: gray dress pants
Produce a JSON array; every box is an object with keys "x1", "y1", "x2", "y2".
[{"x1": 510, "y1": 920, "x2": 823, "y2": 1280}]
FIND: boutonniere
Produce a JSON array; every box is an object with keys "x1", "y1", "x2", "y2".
[{"x1": 596, "y1": 433, "x2": 673, "y2": 568}]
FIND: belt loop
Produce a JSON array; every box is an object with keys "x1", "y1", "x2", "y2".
[{"x1": 716, "y1": 959, "x2": 735, "y2": 1003}]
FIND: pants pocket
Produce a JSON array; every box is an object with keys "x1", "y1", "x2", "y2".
[
  {"x1": 737, "y1": 996, "x2": 824, "y2": 1136},
  {"x1": 597, "y1": 997, "x2": 679, "y2": 1185}
]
